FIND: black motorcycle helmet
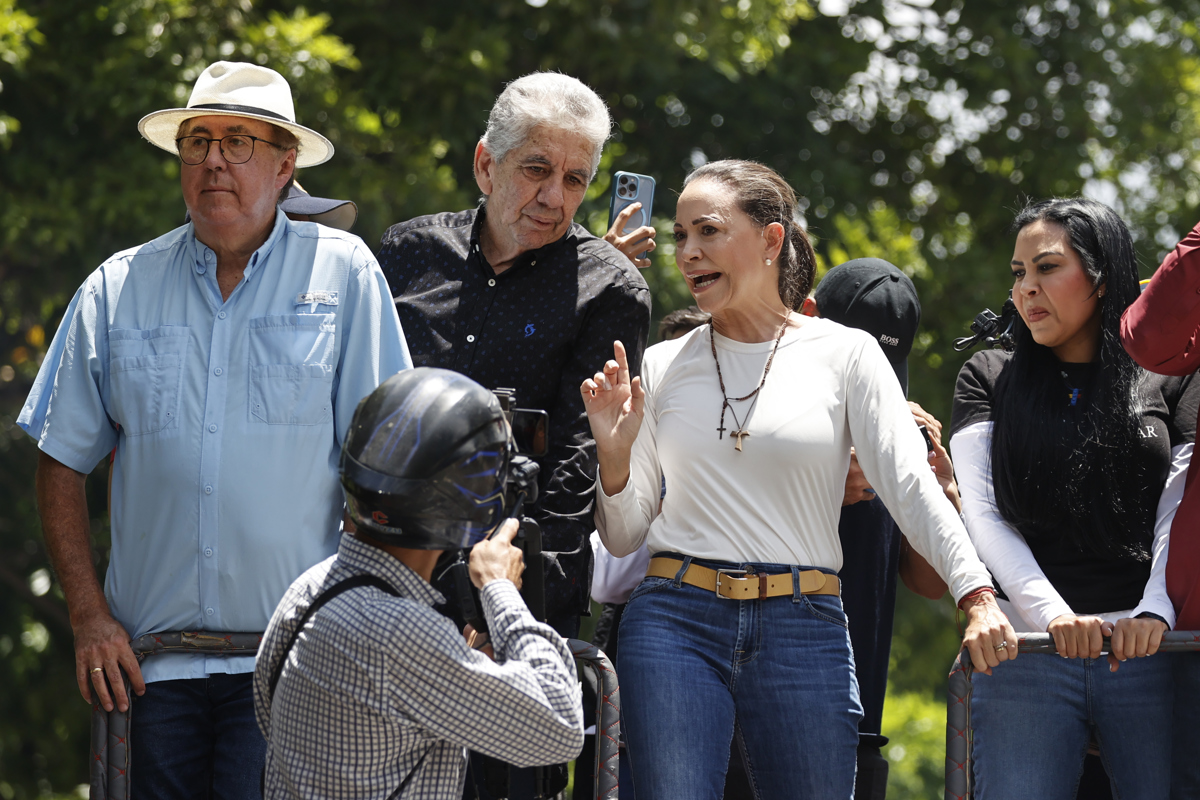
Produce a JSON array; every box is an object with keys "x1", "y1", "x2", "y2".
[{"x1": 340, "y1": 367, "x2": 511, "y2": 549}]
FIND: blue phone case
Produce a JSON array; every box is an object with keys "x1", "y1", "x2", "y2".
[{"x1": 608, "y1": 171, "x2": 656, "y2": 260}]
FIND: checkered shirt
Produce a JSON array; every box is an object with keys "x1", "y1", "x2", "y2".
[{"x1": 254, "y1": 534, "x2": 584, "y2": 798}]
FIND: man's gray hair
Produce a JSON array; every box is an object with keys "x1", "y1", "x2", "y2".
[{"x1": 481, "y1": 72, "x2": 612, "y2": 180}]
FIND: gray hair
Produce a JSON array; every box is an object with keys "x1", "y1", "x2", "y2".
[{"x1": 480, "y1": 72, "x2": 612, "y2": 179}]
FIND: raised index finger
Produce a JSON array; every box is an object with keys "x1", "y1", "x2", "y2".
[{"x1": 613, "y1": 340, "x2": 631, "y2": 388}]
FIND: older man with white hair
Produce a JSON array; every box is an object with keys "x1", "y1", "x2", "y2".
[
  {"x1": 380, "y1": 73, "x2": 650, "y2": 635},
  {"x1": 20, "y1": 61, "x2": 410, "y2": 797},
  {"x1": 379, "y1": 72, "x2": 649, "y2": 797}
]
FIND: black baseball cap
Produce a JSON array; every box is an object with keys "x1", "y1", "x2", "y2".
[
  {"x1": 278, "y1": 181, "x2": 358, "y2": 231},
  {"x1": 813, "y1": 258, "x2": 921, "y2": 394},
  {"x1": 183, "y1": 181, "x2": 358, "y2": 231}
]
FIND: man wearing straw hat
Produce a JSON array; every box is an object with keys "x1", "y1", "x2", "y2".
[{"x1": 19, "y1": 61, "x2": 410, "y2": 797}]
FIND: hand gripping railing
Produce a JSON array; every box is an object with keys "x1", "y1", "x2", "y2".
[
  {"x1": 88, "y1": 632, "x2": 620, "y2": 800},
  {"x1": 89, "y1": 632, "x2": 263, "y2": 800},
  {"x1": 568, "y1": 638, "x2": 621, "y2": 800},
  {"x1": 945, "y1": 631, "x2": 1200, "y2": 800}
]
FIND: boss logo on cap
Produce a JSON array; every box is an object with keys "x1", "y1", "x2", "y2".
[{"x1": 880, "y1": 334, "x2": 900, "y2": 347}]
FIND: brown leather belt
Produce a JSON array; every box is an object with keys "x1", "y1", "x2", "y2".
[{"x1": 646, "y1": 557, "x2": 840, "y2": 601}]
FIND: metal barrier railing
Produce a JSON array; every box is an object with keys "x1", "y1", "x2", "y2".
[
  {"x1": 569, "y1": 639, "x2": 621, "y2": 800},
  {"x1": 89, "y1": 631, "x2": 619, "y2": 800},
  {"x1": 945, "y1": 631, "x2": 1200, "y2": 800}
]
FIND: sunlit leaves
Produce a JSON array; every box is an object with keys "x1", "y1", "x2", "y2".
[
  {"x1": 824, "y1": 200, "x2": 932, "y2": 281},
  {"x1": 0, "y1": 0, "x2": 41, "y2": 68},
  {"x1": 672, "y1": 0, "x2": 815, "y2": 77}
]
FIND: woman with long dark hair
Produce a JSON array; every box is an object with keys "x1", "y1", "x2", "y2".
[
  {"x1": 581, "y1": 159, "x2": 1015, "y2": 799},
  {"x1": 950, "y1": 197, "x2": 1197, "y2": 799}
]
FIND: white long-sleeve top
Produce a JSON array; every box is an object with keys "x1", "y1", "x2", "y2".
[
  {"x1": 951, "y1": 422, "x2": 1187, "y2": 631},
  {"x1": 589, "y1": 532, "x2": 651, "y2": 605},
  {"x1": 595, "y1": 318, "x2": 993, "y2": 603}
]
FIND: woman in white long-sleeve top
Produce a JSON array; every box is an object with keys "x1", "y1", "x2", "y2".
[
  {"x1": 949, "y1": 197, "x2": 1199, "y2": 800},
  {"x1": 580, "y1": 159, "x2": 1015, "y2": 800}
]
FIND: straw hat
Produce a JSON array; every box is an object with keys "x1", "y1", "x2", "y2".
[{"x1": 138, "y1": 61, "x2": 333, "y2": 168}]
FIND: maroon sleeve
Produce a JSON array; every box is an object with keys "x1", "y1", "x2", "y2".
[{"x1": 1121, "y1": 219, "x2": 1200, "y2": 377}]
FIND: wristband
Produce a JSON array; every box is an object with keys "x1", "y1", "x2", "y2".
[{"x1": 957, "y1": 586, "x2": 996, "y2": 611}]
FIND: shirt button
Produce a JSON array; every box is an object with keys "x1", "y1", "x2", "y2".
[
  {"x1": 214, "y1": 367, "x2": 223, "y2": 376},
  {"x1": 204, "y1": 548, "x2": 213, "y2": 557},
  {"x1": 204, "y1": 485, "x2": 213, "y2": 495},
  {"x1": 206, "y1": 607, "x2": 214, "y2": 616},
  {"x1": 531, "y1": 259, "x2": 537, "y2": 266},
  {"x1": 218, "y1": 311, "x2": 227, "y2": 319},
  {"x1": 488, "y1": 279, "x2": 496, "y2": 287},
  {"x1": 467, "y1": 335, "x2": 476, "y2": 343},
  {"x1": 208, "y1": 424, "x2": 218, "y2": 433}
]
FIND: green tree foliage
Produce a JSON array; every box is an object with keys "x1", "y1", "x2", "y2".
[
  {"x1": 881, "y1": 683, "x2": 948, "y2": 800},
  {"x1": 2, "y1": 1, "x2": 1199, "y2": 796}
]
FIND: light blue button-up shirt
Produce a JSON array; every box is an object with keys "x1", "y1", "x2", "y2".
[{"x1": 19, "y1": 210, "x2": 412, "y2": 682}]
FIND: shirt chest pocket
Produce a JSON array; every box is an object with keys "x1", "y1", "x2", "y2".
[
  {"x1": 108, "y1": 326, "x2": 190, "y2": 436},
  {"x1": 248, "y1": 314, "x2": 337, "y2": 425}
]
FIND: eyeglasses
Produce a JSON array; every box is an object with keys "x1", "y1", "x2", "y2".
[{"x1": 175, "y1": 135, "x2": 283, "y2": 166}]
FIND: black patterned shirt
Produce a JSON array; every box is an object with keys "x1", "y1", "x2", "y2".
[{"x1": 379, "y1": 206, "x2": 651, "y2": 621}]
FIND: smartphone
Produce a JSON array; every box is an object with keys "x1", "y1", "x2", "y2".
[
  {"x1": 918, "y1": 424, "x2": 935, "y2": 453},
  {"x1": 608, "y1": 171, "x2": 656, "y2": 260}
]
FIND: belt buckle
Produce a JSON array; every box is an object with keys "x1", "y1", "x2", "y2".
[{"x1": 714, "y1": 568, "x2": 748, "y2": 599}]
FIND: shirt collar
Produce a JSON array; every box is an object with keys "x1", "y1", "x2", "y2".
[
  {"x1": 335, "y1": 533, "x2": 446, "y2": 607},
  {"x1": 469, "y1": 201, "x2": 577, "y2": 275},
  {"x1": 188, "y1": 207, "x2": 290, "y2": 279}
]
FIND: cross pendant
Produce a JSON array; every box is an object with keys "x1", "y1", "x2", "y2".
[
  {"x1": 731, "y1": 430, "x2": 749, "y2": 451},
  {"x1": 716, "y1": 423, "x2": 726, "y2": 439}
]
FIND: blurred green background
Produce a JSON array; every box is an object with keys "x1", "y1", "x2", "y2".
[{"x1": 3, "y1": 0, "x2": 1199, "y2": 796}]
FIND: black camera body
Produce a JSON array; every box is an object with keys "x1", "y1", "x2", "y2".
[
  {"x1": 954, "y1": 295, "x2": 1020, "y2": 352},
  {"x1": 447, "y1": 390, "x2": 550, "y2": 634},
  {"x1": 470, "y1": 392, "x2": 569, "y2": 799}
]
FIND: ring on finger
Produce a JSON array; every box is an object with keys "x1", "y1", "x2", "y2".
[
  {"x1": 993, "y1": 641, "x2": 1008, "y2": 652},
  {"x1": 90, "y1": 667, "x2": 104, "y2": 674}
]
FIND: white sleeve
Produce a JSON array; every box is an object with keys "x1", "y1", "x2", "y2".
[
  {"x1": 589, "y1": 531, "x2": 651, "y2": 605},
  {"x1": 950, "y1": 422, "x2": 1074, "y2": 631},
  {"x1": 1129, "y1": 442, "x2": 1190, "y2": 628},
  {"x1": 844, "y1": 338, "x2": 993, "y2": 603},
  {"x1": 592, "y1": 389, "x2": 663, "y2": 558}
]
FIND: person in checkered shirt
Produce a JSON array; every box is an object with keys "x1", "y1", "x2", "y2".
[{"x1": 254, "y1": 369, "x2": 583, "y2": 798}]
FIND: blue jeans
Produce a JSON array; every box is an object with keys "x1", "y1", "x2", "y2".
[
  {"x1": 971, "y1": 652, "x2": 1172, "y2": 800},
  {"x1": 130, "y1": 673, "x2": 265, "y2": 800},
  {"x1": 1173, "y1": 653, "x2": 1200, "y2": 799},
  {"x1": 618, "y1": 556, "x2": 861, "y2": 800}
]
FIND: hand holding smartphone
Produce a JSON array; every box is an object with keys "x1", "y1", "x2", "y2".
[{"x1": 606, "y1": 171, "x2": 656, "y2": 267}]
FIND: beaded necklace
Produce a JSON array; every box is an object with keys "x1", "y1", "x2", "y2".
[{"x1": 710, "y1": 318, "x2": 790, "y2": 452}]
